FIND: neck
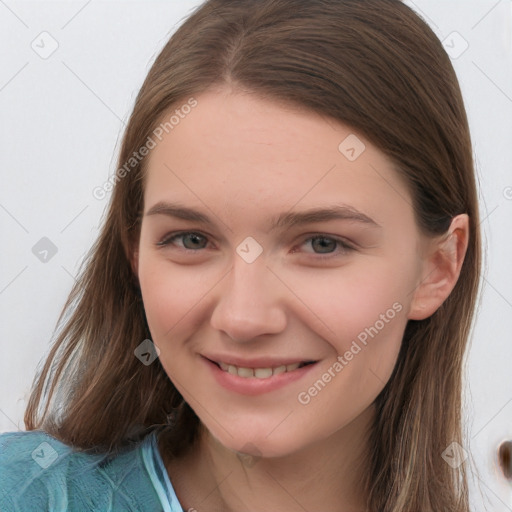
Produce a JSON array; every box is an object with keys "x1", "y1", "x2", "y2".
[{"x1": 165, "y1": 405, "x2": 375, "y2": 512}]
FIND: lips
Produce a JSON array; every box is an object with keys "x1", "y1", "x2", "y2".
[
  {"x1": 204, "y1": 356, "x2": 317, "y2": 380},
  {"x1": 203, "y1": 355, "x2": 319, "y2": 395}
]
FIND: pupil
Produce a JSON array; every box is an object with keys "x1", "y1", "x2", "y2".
[
  {"x1": 312, "y1": 237, "x2": 335, "y2": 254},
  {"x1": 184, "y1": 234, "x2": 205, "y2": 249}
]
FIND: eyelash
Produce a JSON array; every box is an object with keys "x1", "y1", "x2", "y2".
[{"x1": 156, "y1": 231, "x2": 355, "y2": 259}]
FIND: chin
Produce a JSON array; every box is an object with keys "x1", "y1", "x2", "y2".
[{"x1": 205, "y1": 421, "x2": 310, "y2": 461}]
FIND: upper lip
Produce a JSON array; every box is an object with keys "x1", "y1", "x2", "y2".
[{"x1": 202, "y1": 354, "x2": 317, "y2": 368}]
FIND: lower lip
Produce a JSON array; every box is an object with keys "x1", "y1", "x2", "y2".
[{"x1": 202, "y1": 356, "x2": 318, "y2": 396}]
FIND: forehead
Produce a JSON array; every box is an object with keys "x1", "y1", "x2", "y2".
[{"x1": 143, "y1": 89, "x2": 414, "y2": 231}]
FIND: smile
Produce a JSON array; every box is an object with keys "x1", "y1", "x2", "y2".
[
  {"x1": 214, "y1": 360, "x2": 315, "y2": 379},
  {"x1": 201, "y1": 356, "x2": 319, "y2": 395}
]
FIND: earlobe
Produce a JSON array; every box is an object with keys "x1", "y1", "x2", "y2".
[{"x1": 408, "y1": 214, "x2": 469, "y2": 320}]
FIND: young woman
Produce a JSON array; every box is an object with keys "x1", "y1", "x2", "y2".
[{"x1": 0, "y1": 0, "x2": 481, "y2": 510}]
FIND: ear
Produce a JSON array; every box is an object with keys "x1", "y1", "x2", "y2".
[{"x1": 408, "y1": 214, "x2": 469, "y2": 320}]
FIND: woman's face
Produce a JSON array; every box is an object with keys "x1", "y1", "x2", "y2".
[{"x1": 135, "y1": 88, "x2": 429, "y2": 458}]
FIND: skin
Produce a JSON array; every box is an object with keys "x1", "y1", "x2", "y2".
[{"x1": 131, "y1": 86, "x2": 469, "y2": 512}]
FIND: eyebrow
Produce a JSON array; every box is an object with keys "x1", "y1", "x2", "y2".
[{"x1": 144, "y1": 202, "x2": 381, "y2": 230}]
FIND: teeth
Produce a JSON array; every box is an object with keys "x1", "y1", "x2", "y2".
[
  {"x1": 253, "y1": 367, "x2": 272, "y2": 378},
  {"x1": 217, "y1": 361, "x2": 306, "y2": 379},
  {"x1": 273, "y1": 365, "x2": 287, "y2": 375},
  {"x1": 238, "y1": 367, "x2": 254, "y2": 378}
]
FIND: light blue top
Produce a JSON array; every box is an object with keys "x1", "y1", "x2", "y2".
[{"x1": 0, "y1": 429, "x2": 184, "y2": 511}]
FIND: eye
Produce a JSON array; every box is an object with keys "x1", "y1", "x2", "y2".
[
  {"x1": 294, "y1": 235, "x2": 355, "y2": 258},
  {"x1": 156, "y1": 232, "x2": 355, "y2": 258},
  {"x1": 157, "y1": 231, "x2": 209, "y2": 251}
]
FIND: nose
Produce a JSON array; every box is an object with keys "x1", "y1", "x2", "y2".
[{"x1": 209, "y1": 253, "x2": 287, "y2": 343}]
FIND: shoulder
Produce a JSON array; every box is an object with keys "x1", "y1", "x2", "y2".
[
  {"x1": 0, "y1": 429, "x2": 70, "y2": 461},
  {"x1": 0, "y1": 430, "x2": 69, "y2": 510},
  {"x1": 0, "y1": 430, "x2": 162, "y2": 511}
]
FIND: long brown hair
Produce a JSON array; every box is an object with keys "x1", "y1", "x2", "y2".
[{"x1": 25, "y1": 1, "x2": 481, "y2": 510}]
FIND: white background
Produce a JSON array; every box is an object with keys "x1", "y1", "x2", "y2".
[{"x1": 0, "y1": 1, "x2": 511, "y2": 510}]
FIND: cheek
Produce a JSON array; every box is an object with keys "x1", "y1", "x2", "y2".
[
  {"x1": 137, "y1": 253, "x2": 205, "y2": 339},
  {"x1": 295, "y1": 282, "x2": 407, "y2": 430},
  {"x1": 282, "y1": 257, "x2": 414, "y2": 405},
  {"x1": 282, "y1": 257, "x2": 415, "y2": 349}
]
